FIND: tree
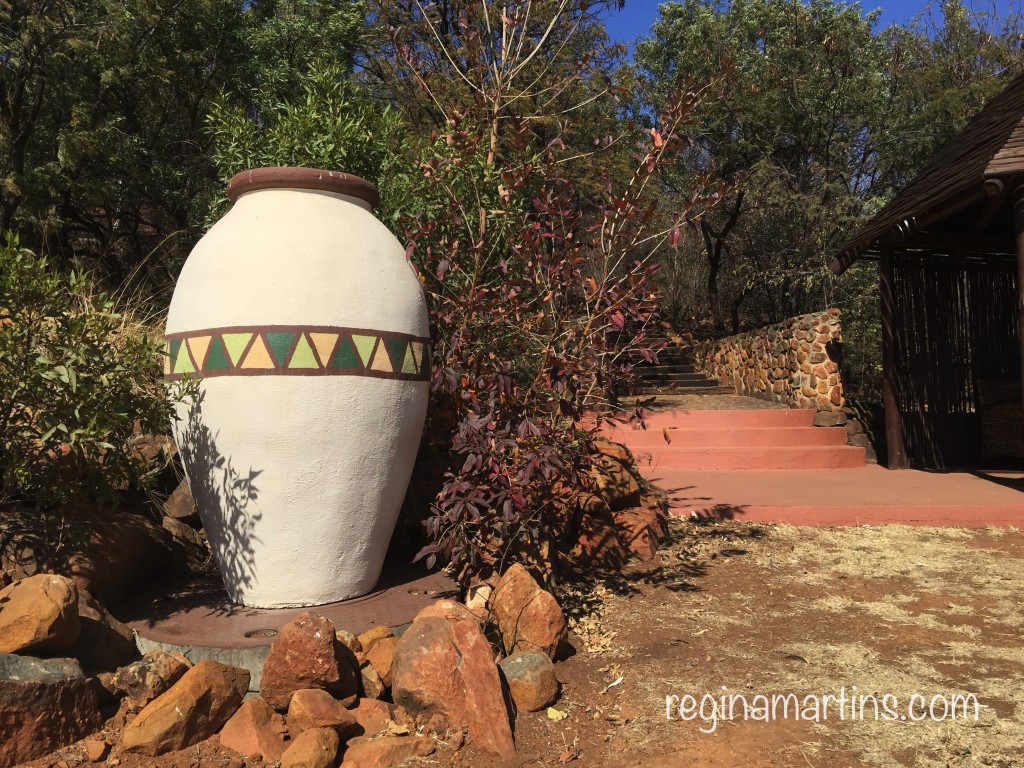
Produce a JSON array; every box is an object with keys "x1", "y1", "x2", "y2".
[
  {"x1": 637, "y1": 0, "x2": 899, "y2": 331},
  {"x1": 0, "y1": 0, "x2": 254, "y2": 283},
  {"x1": 0, "y1": 0, "x2": 366, "y2": 288},
  {"x1": 636, "y1": 0, "x2": 1022, "y2": 344},
  {"x1": 874, "y1": 0, "x2": 1024, "y2": 192},
  {"x1": 251, "y1": 1, "x2": 710, "y2": 577}
]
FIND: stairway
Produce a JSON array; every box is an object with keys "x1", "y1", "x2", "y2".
[
  {"x1": 626, "y1": 339, "x2": 730, "y2": 394},
  {"x1": 601, "y1": 406, "x2": 866, "y2": 470},
  {"x1": 595, "y1": 398, "x2": 1024, "y2": 527}
]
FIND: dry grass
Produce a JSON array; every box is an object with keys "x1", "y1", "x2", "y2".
[
  {"x1": 748, "y1": 525, "x2": 1024, "y2": 767},
  {"x1": 574, "y1": 522, "x2": 1024, "y2": 767}
]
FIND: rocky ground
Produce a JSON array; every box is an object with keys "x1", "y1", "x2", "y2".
[{"x1": 5, "y1": 517, "x2": 1022, "y2": 768}]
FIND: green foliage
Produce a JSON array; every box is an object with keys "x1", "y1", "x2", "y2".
[
  {"x1": 877, "y1": 0, "x2": 1024, "y2": 191},
  {"x1": 0, "y1": 236, "x2": 187, "y2": 508},
  {"x1": 0, "y1": 0, "x2": 367, "y2": 286},
  {"x1": 207, "y1": 66, "x2": 406, "y2": 221},
  {"x1": 637, "y1": 0, "x2": 905, "y2": 330},
  {"x1": 244, "y1": 0, "x2": 365, "y2": 99},
  {"x1": 833, "y1": 262, "x2": 881, "y2": 397},
  {"x1": 0, "y1": 0, "x2": 254, "y2": 281},
  {"x1": 636, "y1": 0, "x2": 1022, "y2": 394}
]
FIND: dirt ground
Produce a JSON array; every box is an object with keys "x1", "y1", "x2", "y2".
[
  {"x1": 28, "y1": 520, "x2": 1024, "y2": 768},
  {"x1": 520, "y1": 520, "x2": 1024, "y2": 768}
]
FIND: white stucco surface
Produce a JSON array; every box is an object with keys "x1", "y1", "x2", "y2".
[{"x1": 166, "y1": 184, "x2": 429, "y2": 607}]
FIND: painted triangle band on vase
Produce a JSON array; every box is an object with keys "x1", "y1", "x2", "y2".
[{"x1": 163, "y1": 325, "x2": 430, "y2": 382}]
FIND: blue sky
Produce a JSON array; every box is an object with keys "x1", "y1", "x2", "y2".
[{"x1": 602, "y1": 0, "x2": 954, "y2": 48}]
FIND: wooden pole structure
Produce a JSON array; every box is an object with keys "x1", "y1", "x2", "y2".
[
  {"x1": 1014, "y1": 185, "x2": 1024, "y2": 417},
  {"x1": 879, "y1": 244, "x2": 908, "y2": 469}
]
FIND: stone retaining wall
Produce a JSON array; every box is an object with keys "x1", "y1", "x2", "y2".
[{"x1": 694, "y1": 309, "x2": 844, "y2": 411}]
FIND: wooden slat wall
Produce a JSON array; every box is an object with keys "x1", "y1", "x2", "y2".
[{"x1": 892, "y1": 253, "x2": 1020, "y2": 468}]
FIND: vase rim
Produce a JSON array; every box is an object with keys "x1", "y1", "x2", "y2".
[{"x1": 226, "y1": 166, "x2": 380, "y2": 208}]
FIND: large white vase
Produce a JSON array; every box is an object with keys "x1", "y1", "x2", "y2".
[{"x1": 164, "y1": 168, "x2": 430, "y2": 608}]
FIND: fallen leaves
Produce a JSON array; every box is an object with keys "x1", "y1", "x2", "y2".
[
  {"x1": 547, "y1": 706, "x2": 568, "y2": 721},
  {"x1": 558, "y1": 581, "x2": 619, "y2": 654},
  {"x1": 600, "y1": 675, "x2": 624, "y2": 694}
]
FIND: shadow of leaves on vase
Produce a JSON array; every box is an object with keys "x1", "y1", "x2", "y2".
[{"x1": 175, "y1": 390, "x2": 262, "y2": 607}]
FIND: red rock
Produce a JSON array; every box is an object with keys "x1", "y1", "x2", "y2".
[
  {"x1": 94, "y1": 671, "x2": 118, "y2": 700},
  {"x1": 111, "y1": 650, "x2": 191, "y2": 708},
  {"x1": 498, "y1": 651, "x2": 559, "y2": 712},
  {"x1": 449, "y1": 619, "x2": 515, "y2": 755},
  {"x1": 491, "y1": 563, "x2": 568, "y2": 659},
  {"x1": 414, "y1": 598, "x2": 484, "y2": 626},
  {"x1": 356, "y1": 626, "x2": 393, "y2": 651},
  {"x1": 350, "y1": 698, "x2": 392, "y2": 737},
  {"x1": 611, "y1": 508, "x2": 660, "y2": 561},
  {"x1": 360, "y1": 664, "x2": 386, "y2": 699},
  {"x1": 392, "y1": 617, "x2": 513, "y2": 757},
  {"x1": 363, "y1": 636, "x2": 398, "y2": 688},
  {"x1": 0, "y1": 574, "x2": 79, "y2": 655},
  {"x1": 336, "y1": 630, "x2": 362, "y2": 654},
  {"x1": 0, "y1": 654, "x2": 103, "y2": 768},
  {"x1": 287, "y1": 688, "x2": 358, "y2": 736},
  {"x1": 121, "y1": 659, "x2": 249, "y2": 756},
  {"x1": 218, "y1": 697, "x2": 288, "y2": 761},
  {"x1": 127, "y1": 432, "x2": 176, "y2": 465},
  {"x1": 82, "y1": 738, "x2": 109, "y2": 762},
  {"x1": 163, "y1": 479, "x2": 200, "y2": 526},
  {"x1": 340, "y1": 735, "x2": 435, "y2": 768},
  {"x1": 464, "y1": 584, "x2": 492, "y2": 613},
  {"x1": 588, "y1": 458, "x2": 641, "y2": 511},
  {"x1": 593, "y1": 438, "x2": 633, "y2": 464},
  {"x1": 74, "y1": 587, "x2": 136, "y2": 672},
  {"x1": 261, "y1": 612, "x2": 359, "y2": 710},
  {"x1": 573, "y1": 505, "x2": 626, "y2": 569},
  {"x1": 43, "y1": 506, "x2": 173, "y2": 605},
  {"x1": 391, "y1": 618, "x2": 462, "y2": 726},
  {"x1": 281, "y1": 727, "x2": 339, "y2": 768},
  {"x1": 161, "y1": 516, "x2": 208, "y2": 574}
]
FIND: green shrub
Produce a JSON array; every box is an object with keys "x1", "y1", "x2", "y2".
[
  {"x1": 0, "y1": 235, "x2": 184, "y2": 509},
  {"x1": 206, "y1": 64, "x2": 408, "y2": 223}
]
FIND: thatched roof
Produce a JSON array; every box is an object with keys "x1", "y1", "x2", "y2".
[{"x1": 831, "y1": 71, "x2": 1024, "y2": 274}]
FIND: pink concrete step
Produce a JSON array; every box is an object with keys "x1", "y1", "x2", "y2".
[
  {"x1": 604, "y1": 426, "x2": 848, "y2": 449},
  {"x1": 635, "y1": 445, "x2": 866, "y2": 470},
  {"x1": 601, "y1": 408, "x2": 815, "y2": 429},
  {"x1": 648, "y1": 466, "x2": 1024, "y2": 527}
]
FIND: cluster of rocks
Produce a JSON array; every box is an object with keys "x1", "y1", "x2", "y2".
[
  {"x1": 1, "y1": 436, "x2": 208, "y2": 609},
  {"x1": 821, "y1": 398, "x2": 881, "y2": 461},
  {"x1": 0, "y1": 573, "x2": 135, "y2": 767},
  {"x1": 0, "y1": 430, "x2": 660, "y2": 767},
  {"x1": 0, "y1": 561, "x2": 570, "y2": 767},
  {"x1": 694, "y1": 307, "x2": 845, "y2": 411},
  {"x1": 569, "y1": 438, "x2": 669, "y2": 569}
]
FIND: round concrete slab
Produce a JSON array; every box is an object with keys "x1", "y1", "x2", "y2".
[{"x1": 121, "y1": 565, "x2": 458, "y2": 691}]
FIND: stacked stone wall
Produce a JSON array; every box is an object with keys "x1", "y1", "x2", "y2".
[{"x1": 694, "y1": 308, "x2": 844, "y2": 411}]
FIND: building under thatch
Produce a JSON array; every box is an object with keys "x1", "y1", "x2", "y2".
[{"x1": 831, "y1": 72, "x2": 1024, "y2": 469}]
